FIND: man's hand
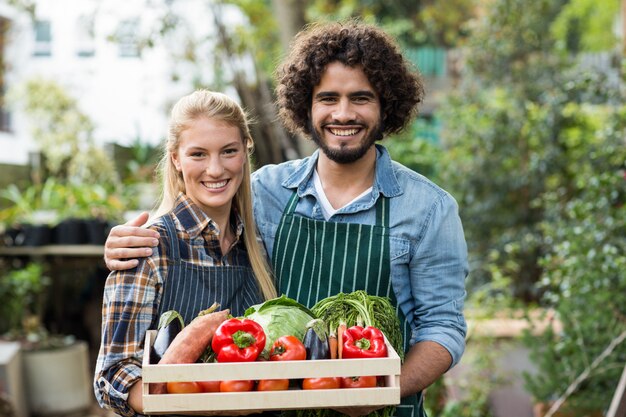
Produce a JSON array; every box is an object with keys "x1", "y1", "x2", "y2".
[{"x1": 104, "y1": 211, "x2": 159, "y2": 271}]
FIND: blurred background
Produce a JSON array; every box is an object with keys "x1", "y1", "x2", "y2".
[{"x1": 0, "y1": 0, "x2": 624, "y2": 416}]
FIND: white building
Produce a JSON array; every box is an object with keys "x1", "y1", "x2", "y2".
[{"x1": 0, "y1": 0, "x2": 242, "y2": 166}]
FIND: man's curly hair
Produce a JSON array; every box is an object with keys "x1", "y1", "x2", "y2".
[{"x1": 275, "y1": 20, "x2": 425, "y2": 137}]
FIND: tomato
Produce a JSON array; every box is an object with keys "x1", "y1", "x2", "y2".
[
  {"x1": 340, "y1": 376, "x2": 377, "y2": 389},
  {"x1": 196, "y1": 380, "x2": 221, "y2": 392},
  {"x1": 302, "y1": 377, "x2": 341, "y2": 390},
  {"x1": 220, "y1": 380, "x2": 255, "y2": 392},
  {"x1": 270, "y1": 335, "x2": 307, "y2": 361},
  {"x1": 166, "y1": 381, "x2": 202, "y2": 394},
  {"x1": 257, "y1": 379, "x2": 290, "y2": 391}
]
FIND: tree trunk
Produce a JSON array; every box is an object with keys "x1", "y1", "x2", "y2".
[
  {"x1": 271, "y1": 0, "x2": 307, "y2": 50},
  {"x1": 211, "y1": 5, "x2": 304, "y2": 166},
  {"x1": 270, "y1": 0, "x2": 316, "y2": 156}
]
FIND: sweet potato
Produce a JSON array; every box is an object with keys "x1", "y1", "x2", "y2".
[
  {"x1": 149, "y1": 307, "x2": 229, "y2": 395},
  {"x1": 158, "y1": 308, "x2": 229, "y2": 364}
]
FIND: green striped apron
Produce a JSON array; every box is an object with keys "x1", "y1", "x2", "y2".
[{"x1": 272, "y1": 192, "x2": 425, "y2": 417}]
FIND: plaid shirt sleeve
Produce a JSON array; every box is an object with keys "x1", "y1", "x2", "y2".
[{"x1": 93, "y1": 233, "x2": 166, "y2": 417}]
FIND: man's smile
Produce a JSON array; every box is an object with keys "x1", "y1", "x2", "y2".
[{"x1": 328, "y1": 127, "x2": 361, "y2": 136}]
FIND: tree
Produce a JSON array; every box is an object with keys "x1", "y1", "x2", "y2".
[
  {"x1": 112, "y1": 0, "x2": 304, "y2": 167},
  {"x1": 436, "y1": 0, "x2": 623, "y2": 302},
  {"x1": 8, "y1": 78, "x2": 119, "y2": 187},
  {"x1": 439, "y1": 0, "x2": 567, "y2": 301},
  {"x1": 523, "y1": 97, "x2": 626, "y2": 413},
  {"x1": 307, "y1": 0, "x2": 476, "y2": 48},
  {"x1": 271, "y1": 0, "x2": 307, "y2": 50},
  {"x1": 550, "y1": 0, "x2": 620, "y2": 54},
  {"x1": 436, "y1": 0, "x2": 626, "y2": 410}
]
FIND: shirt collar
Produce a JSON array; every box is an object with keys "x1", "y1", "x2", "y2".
[
  {"x1": 171, "y1": 193, "x2": 244, "y2": 239},
  {"x1": 281, "y1": 144, "x2": 402, "y2": 198}
]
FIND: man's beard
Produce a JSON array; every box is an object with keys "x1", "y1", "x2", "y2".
[{"x1": 308, "y1": 121, "x2": 383, "y2": 164}]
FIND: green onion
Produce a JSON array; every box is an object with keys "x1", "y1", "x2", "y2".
[
  {"x1": 287, "y1": 291, "x2": 405, "y2": 417},
  {"x1": 311, "y1": 290, "x2": 404, "y2": 360}
]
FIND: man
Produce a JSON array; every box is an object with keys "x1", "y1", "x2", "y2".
[{"x1": 104, "y1": 21, "x2": 468, "y2": 417}]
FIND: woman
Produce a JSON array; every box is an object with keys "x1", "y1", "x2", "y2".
[{"x1": 94, "y1": 90, "x2": 277, "y2": 416}]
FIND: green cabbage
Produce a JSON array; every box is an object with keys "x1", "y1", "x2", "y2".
[{"x1": 244, "y1": 295, "x2": 315, "y2": 358}]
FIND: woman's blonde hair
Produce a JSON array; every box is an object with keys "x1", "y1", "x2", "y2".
[{"x1": 154, "y1": 89, "x2": 276, "y2": 300}]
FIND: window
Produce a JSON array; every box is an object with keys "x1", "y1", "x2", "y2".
[
  {"x1": 33, "y1": 20, "x2": 52, "y2": 57},
  {"x1": 75, "y1": 14, "x2": 95, "y2": 57},
  {"x1": 0, "y1": 17, "x2": 11, "y2": 132},
  {"x1": 116, "y1": 19, "x2": 139, "y2": 58}
]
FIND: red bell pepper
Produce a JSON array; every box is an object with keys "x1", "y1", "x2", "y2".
[
  {"x1": 341, "y1": 325, "x2": 388, "y2": 359},
  {"x1": 211, "y1": 318, "x2": 266, "y2": 362}
]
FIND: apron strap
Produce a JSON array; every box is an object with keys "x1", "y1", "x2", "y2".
[
  {"x1": 161, "y1": 213, "x2": 180, "y2": 260},
  {"x1": 283, "y1": 191, "x2": 300, "y2": 215},
  {"x1": 375, "y1": 194, "x2": 389, "y2": 228}
]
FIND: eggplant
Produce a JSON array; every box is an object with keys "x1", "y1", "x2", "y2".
[
  {"x1": 302, "y1": 318, "x2": 330, "y2": 360},
  {"x1": 150, "y1": 310, "x2": 184, "y2": 364}
]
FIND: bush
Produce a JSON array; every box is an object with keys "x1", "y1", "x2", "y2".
[
  {"x1": 523, "y1": 102, "x2": 626, "y2": 413},
  {"x1": 385, "y1": 117, "x2": 443, "y2": 181},
  {"x1": 0, "y1": 263, "x2": 50, "y2": 335}
]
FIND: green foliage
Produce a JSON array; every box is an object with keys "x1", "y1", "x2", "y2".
[
  {"x1": 0, "y1": 178, "x2": 64, "y2": 226},
  {"x1": 0, "y1": 263, "x2": 49, "y2": 334},
  {"x1": 61, "y1": 182, "x2": 125, "y2": 221},
  {"x1": 440, "y1": 0, "x2": 625, "y2": 408},
  {"x1": 424, "y1": 335, "x2": 504, "y2": 417},
  {"x1": 551, "y1": 0, "x2": 620, "y2": 53},
  {"x1": 438, "y1": 0, "x2": 623, "y2": 304},
  {"x1": 0, "y1": 178, "x2": 125, "y2": 228},
  {"x1": 7, "y1": 77, "x2": 119, "y2": 186},
  {"x1": 439, "y1": 85, "x2": 547, "y2": 302},
  {"x1": 223, "y1": 0, "x2": 282, "y2": 77},
  {"x1": 414, "y1": 0, "x2": 476, "y2": 47},
  {"x1": 0, "y1": 262, "x2": 76, "y2": 350},
  {"x1": 385, "y1": 118, "x2": 443, "y2": 180},
  {"x1": 5, "y1": 0, "x2": 36, "y2": 18},
  {"x1": 1, "y1": 77, "x2": 126, "y2": 227},
  {"x1": 124, "y1": 137, "x2": 162, "y2": 184},
  {"x1": 464, "y1": 0, "x2": 568, "y2": 99},
  {"x1": 522, "y1": 102, "x2": 626, "y2": 412},
  {"x1": 306, "y1": 0, "x2": 476, "y2": 47}
]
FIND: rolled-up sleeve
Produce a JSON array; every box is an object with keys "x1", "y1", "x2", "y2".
[
  {"x1": 409, "y1": 193, "x2": 468, "y2": 367},
  {"x1": 93, "y1": 252, "x2": 162, "y2": 416}
]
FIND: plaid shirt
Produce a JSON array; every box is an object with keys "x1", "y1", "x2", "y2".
[{"x1": 93, "y1": 193, "x2": 247, "y2": 416}]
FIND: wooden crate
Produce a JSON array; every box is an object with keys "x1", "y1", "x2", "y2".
[{"x1": 142, "y1": 330, "x2": 401, "y2": 414}]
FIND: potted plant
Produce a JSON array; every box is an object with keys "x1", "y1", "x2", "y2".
[
  {"x1": 0, "y1": 181, "x2": 60, "y2": 247},
  {"x1": 56, "y1": 181, "x2": 124, "y2": 245},
  {"x1": 0, "y1": 263, "x2": 92, "y2": 415}
]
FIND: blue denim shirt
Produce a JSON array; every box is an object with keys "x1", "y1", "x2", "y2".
[{"x1": 252, "y1": 144, "x2": 468, "y2": 367}]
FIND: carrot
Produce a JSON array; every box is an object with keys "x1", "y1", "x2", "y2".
[
  {"x1": 328, "y1": 331, "x2": 338, "y2": 359},
  {"x1": 337, "y1": 322, "x2": 347, "y2": 359}
]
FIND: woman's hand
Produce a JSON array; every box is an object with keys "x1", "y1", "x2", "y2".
[{"x1": 104, "y1": 211, "x2": 159, "y2": 271}]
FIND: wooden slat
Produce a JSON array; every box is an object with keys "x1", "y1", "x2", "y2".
[
  {"x1": 608, "y1": 362, "x2": 626, "y2": 417},
  {"x1": 0, "y1": 245, "x2": 104, "y2": 257}
]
